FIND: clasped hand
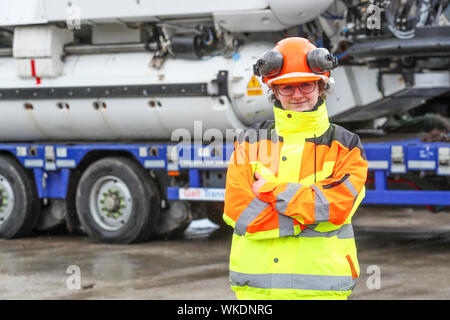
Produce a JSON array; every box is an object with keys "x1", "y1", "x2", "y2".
[{"x1": 251, "y1": 171, "x2": 267, "y2": 198}]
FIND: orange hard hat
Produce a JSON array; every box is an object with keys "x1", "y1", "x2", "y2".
[{"x1": 255, "y1": 37, "x2": 336, "y2": 88}]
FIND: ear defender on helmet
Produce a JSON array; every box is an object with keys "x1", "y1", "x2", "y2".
[
  {"x1": 253, "y1": 50, "x2": 284, "y2": 77},
  {"x1": 253, "y1": 47, "x2": 338, "y2": 77},
  {"x1": 306, "y1": 48, "x2": 338, "y2": 74},
  {"x1": 254, "y1": 38, "x2": 339, "y2": 87}
]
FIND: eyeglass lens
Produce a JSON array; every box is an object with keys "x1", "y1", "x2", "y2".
[{"x1": 277, "y1": 82, "x2": 316, "y2": 96}]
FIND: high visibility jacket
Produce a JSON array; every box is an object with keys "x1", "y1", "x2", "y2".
[{"x1": 223, "y1": 100, "x2": 368, "y2": 300}]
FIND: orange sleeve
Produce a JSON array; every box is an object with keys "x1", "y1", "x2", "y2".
[
  {"x1": 257, "y1": 137, "x2": 368, "y2": 226},
  {"x1": 223, "y1": 140, "x2": 298, "y2": 239}
]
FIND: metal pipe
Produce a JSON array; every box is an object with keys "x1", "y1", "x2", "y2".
[
  {"x1": 0, "y1": 42, "x2": 160, "y2": 58},
  {"x1": 64, "y1": 42, "x2": 159, "y2": 55},
  {"x1": 0, "y1": 48, "x2": 12, "y2": 57}
]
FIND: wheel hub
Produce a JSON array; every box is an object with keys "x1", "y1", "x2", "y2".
[
  {"x1": 100, "y1": 189, "x2": 126, "y2": 219},
  {"x1": 0, "y1": 188, "x2": 4, "y2": 213},
  {"x1": 0, "y1": 186, "x2": 9, "y2": 214},
  {"x1": 89, "y1": 176, "x2": 133, "y2": 231},
  {"x1": 0, "y1": 175, "x2": 14, "y2": 224}
]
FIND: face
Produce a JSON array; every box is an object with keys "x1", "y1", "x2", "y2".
[{"x1": 273, "y1": 81, "x2": 322, "y2": 112}]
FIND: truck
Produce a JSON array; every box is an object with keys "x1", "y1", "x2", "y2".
[{"x1": 0, "y1": 0, "x2": 449, "y2": 243}]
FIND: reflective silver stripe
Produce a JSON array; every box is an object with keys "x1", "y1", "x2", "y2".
[
  {"x1": 304, "y1": 223, "x2": 318, "y2": 230},
  {"x1": 311, "y1": 184, "x2": 329, "y2": 222},
  {"x1": 278, "y1": 214, "x2": 295, "y2": 237},
  {"x1": 230, "y1": 270, "x2": 356, "y2": 292},
  {"x1": 235, "y1": 198, "x2": 270, "y2": 236},
  {"x1": 297, "y1": 224, "x2": 354, "y2": 239},
  {"x1": 343, "y1": 179, "x2": 358, "y2": 207},
  {"x1": 275, "y1": 183, "x2": 302, "y2": 214},
  {"x1": 267, "y1": 72, "x2": 328, "y2": 86}
]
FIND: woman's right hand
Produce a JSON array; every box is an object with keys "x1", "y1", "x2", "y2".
[{"x1": 252, "y1": 171, "x2": 267, "y2": 197}]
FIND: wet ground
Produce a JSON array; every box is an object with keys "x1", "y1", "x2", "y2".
[{"x1": 0, "y1": 205, "x2": 449, "y2": 300}]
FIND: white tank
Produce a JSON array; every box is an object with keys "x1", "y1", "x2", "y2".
[
  {"x1": 0, "y1": 42, "x2": 274, "y2": 142},
  {"x1": 0, "y1": 0, "x2": 334, "y2": 32}
]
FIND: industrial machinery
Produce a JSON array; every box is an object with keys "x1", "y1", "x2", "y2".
[{"x1": 0, "y1": 0, "x2": 448, "y2": 243}]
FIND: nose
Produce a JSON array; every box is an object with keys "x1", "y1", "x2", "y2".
[{"x1": 292, "y1": 86, "x2": 304, "y2": 99}]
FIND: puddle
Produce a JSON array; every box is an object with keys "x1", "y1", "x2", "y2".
[{"x1": 183, "y1": 218, "x2": 220, "y2": 239}]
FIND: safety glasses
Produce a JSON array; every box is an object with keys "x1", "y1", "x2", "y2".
[{"x1": 276, "y1": 81, "x2": 317, "y2": 96}]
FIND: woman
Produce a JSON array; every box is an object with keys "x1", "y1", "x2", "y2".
[{"x1": 223, "y1": 37, "x2": 368, "y2": 300}]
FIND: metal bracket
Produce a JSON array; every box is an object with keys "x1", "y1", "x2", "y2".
[
  {"x1": 212, "y1": 70, "x2": 229, "y2": 99},
  {"x1": 438, "y1": 147, "x2": 450, "y2": 175},
  {"x1": 391, "y1": 145, "x2": 406, "y2": 174},
  {"x1": 401, "y1": 70, "x2": 415, "y2": 86},
  {"x1": 149, "y1": 50, "x2": 168, "y2": 69}
]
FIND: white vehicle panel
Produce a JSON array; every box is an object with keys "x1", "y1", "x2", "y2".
[{"x1": 0, "y1": 43, "x2": 274, "y2": 142}]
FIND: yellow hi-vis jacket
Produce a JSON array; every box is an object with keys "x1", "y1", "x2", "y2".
[{"x1": 223, "y1": 100, "x2": 368, "y2": 300}]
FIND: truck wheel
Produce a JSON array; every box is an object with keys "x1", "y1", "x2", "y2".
[
  {"x1": 0, "y1": 155, "x2": 40, "y2": 238},
  {"x1": 205, "y1": 202, "x2": 228, "y2": 228},
  {"x1": 76, "y1": 157, "x2": 160, "y2": 244}
]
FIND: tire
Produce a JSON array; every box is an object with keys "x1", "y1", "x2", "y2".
[
  {"x1": 0, "y1": 155, "x2": 40, "y2": 238},
  {"x1": 205, "y1": 202, "x2": 228, "y2": 228},
  {"x1": 75, "y1": 156, "x2": 160, "y2": 244}
]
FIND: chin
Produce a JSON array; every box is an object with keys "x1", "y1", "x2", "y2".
[{"x1": 288, "y1": 104, "x2": 313, "y2": 112}]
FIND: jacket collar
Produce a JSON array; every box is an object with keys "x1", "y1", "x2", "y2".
[{"x1": 273, "y1": 98, "x2": 330, "y2": 138}]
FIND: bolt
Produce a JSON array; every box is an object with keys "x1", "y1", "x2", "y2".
[{"x1": 109, "y1": 188, "x2": 119, "y2": 195}]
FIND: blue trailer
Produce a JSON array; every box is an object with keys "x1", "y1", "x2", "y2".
[
  {"x1": 166, "y1": 139, "x2": 450, "y2": 205},
  {"x1": 0, "y1": 138, "x2": 448, "y2": 243}
]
